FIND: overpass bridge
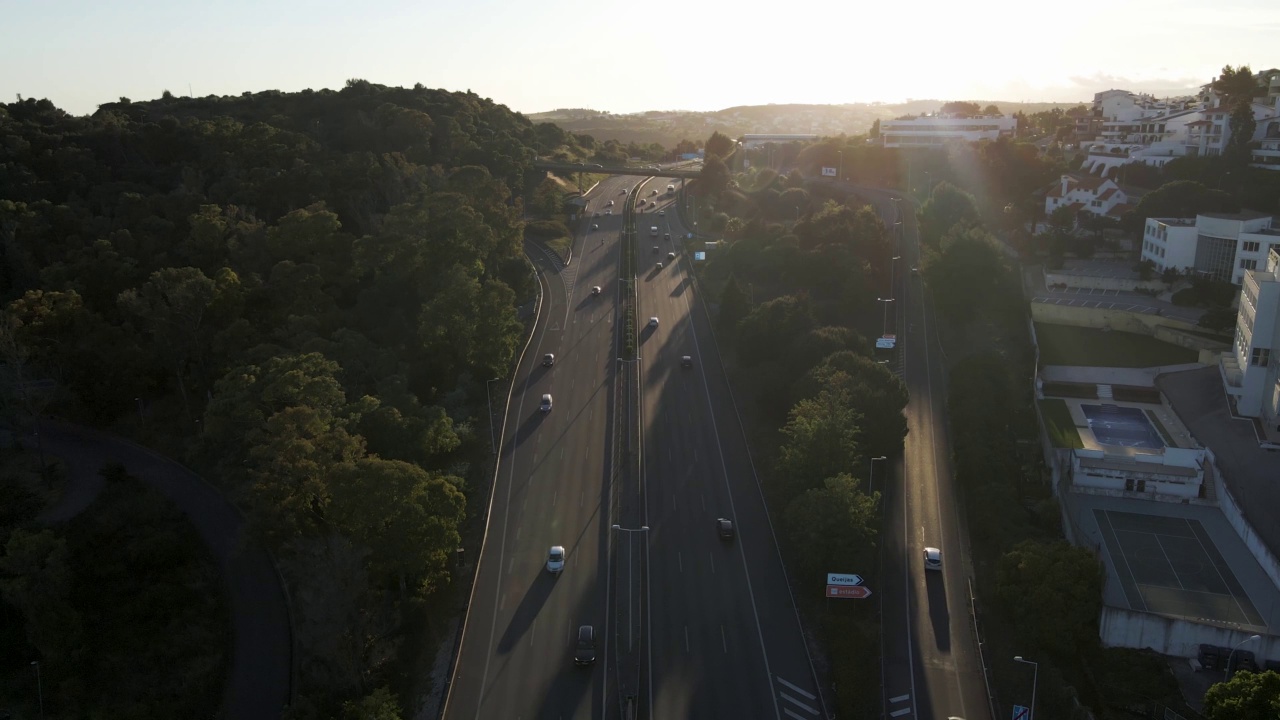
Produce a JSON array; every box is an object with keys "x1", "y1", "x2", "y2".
[{"x1": 533, "y1": 160, "x2": 702, "y2": 179}]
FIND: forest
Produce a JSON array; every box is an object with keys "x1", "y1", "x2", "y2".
[{"x1": 0, "y1": 79, "x2": 596, "y2": 717}]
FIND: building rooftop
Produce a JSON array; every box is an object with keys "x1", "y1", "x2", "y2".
[{"x1": 1199, "y1": 210, "x2": 1272, "y2": 221}]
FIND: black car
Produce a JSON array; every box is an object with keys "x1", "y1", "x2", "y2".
[
  {"x1": 574, "y1": 625, "x2": 596, "y2": 665},
  {"x1": 716, "y1": 518, "x2": 735, "y2": 539}
]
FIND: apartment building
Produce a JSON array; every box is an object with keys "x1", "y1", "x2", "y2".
[
  {"x1": 879, "y1": 114, "x2": 1016, "y2": 148},
  {"x1": 1043, "y1": 174, "x2": 1132, "y2": 220},
  {"x1": 1141, "y1": 211, "x2": 1280, "y2": 284},
  {"x1": 1221, "y1": 247, "x2": 1280, "y2": 427}
]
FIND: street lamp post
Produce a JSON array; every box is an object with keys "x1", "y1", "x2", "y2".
[
  {"x1": 837, "y1": 150, "x2": 843, "y2": 180},
  {"x1": 877, "y1": 297, "x2": 895, "y2": 338},
  {"x1": 869, "y1": 455, "x2": 887, "y2": 495},
  {"x1": 1013, "y1": 655, "x2": 1039, "y2": 720},
  {"x1": 612, "y1": 524, "x2": 650, "y2": 652},
  {"x1": 31, "y1": 660, "x2": 43, "y2": 720},
  {"x1": 485, "y1": 377, "x2": 502, "y2": 455},
  {"x1": 1228, "y1": 634, "x2": 1262, "y2": 679}
]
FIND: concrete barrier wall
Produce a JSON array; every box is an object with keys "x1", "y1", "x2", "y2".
[
  {"x1": 1031, "y1": 302, "x2": 1203, "y2": 336},
  {"x1": 1044, "y1": 270, "x2": 1165, "y2": 293},
  {"x1": 1100, "y1": 605, "x2": 1273, "y2": 659},
  {"x1": 1153, "y1": 325, "x2": 1231, "y2": 353},
  {"x1": 1211, "y1": 446, "x2": 1280, "y2": 591}
]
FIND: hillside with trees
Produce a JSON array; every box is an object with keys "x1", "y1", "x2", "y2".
[{"x1": 0, "y1": 80, "x2": 589, "y2": 717}]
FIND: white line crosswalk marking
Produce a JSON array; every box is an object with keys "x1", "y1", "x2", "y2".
[
  {"x1": 780, "y1": 692, "x2": 816, "y2": 714},
  {"x1": 775, "y1": 676, "x2": 816, "y2": 700}
]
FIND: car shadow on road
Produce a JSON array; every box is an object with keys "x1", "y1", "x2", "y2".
[
  {"x1": 925, "y1": 572, "x2": 951, "y2": 652},
  {"x1": 496, "y1": 570, "x2": 559, "y2": 654},
  {"x1": 669, "y1": 276, "x2": 689, "y2": 297}
]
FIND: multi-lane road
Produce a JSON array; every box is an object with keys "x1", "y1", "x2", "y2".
[
  {"x1": 444, "y1": 171, "x2": 993, "y2": 720},
  {"x1": 443, "y1": 174, "x2": 824, "y2": 720}
]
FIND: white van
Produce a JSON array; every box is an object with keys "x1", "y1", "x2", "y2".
[{"x1": 650, "y1": 226, "x2": 659, "y2": 237}]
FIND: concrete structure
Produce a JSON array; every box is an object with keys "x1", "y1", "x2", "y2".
[
  {"x1": 1044, "y1": 174, "x2": 1132, "y2": 220},
  {"x1": 1221, "y1": 248, "x2": 1280, "y2": 425},
  {"x1": 1071, "y1": 447, "x2": 1206, "y2": 498},
  {"x1": 878, "y1": 114, "x2": 1016, "y2": 148},
  {"x1": 1142, "y1": 212, "x2": 1280, "y2": 284}
]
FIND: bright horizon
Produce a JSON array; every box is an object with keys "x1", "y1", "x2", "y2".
[{"x1": 2, "y1": 0, "x2": 1276, "y2": 118}]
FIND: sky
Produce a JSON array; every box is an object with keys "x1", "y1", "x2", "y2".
[{"x1": 2, "y1": 0, "x2": 1278, "y2": 117}]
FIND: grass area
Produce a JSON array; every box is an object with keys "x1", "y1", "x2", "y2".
[
  {"x1": 1145, "y1": 409, "x2": 1177, "y2": 447},
  {"x1": 1039, "y1": 398, "x2": 1085, "y2": 449},
  {"x1": 546, "y1": 235, "x2": 572, "y2": 261},
  {"x1": 1035, "y1": 323, "x2": 1198, "y2": 368}
]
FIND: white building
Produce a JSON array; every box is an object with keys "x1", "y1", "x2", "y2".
[
  {"x1": 1221, "y1": 247, "x2": 1280, "y2": 428},
  {"x1": 1141, "y1": 212, "x2": 1280, "y2": 284},
  {"x1": 1077, "y1": 84, "x2": 1280, "y2": 176},
  {"x1": 879, "y1": 114, "x2": 1016, "y2": 148},
  {"x1": 1071, "y1": 447, "x2": 1207, "y2": 499},
  {"x1": 1043, "y1": 174, "x2": 1132, "y2": 220}
]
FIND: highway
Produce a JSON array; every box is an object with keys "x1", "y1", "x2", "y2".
[
  {"x1": 861, "y1": 188, "x2": 992, "y2": 720},
  {"x1": 444, "y1": 176, "x2": 634, "y2": 720},
  {"x1": 635, "y1": 182, "x2": 826, "y2": 720}
]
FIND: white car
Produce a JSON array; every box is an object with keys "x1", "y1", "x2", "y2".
[
  {"x1": 540, "y1": 394, "x2": 553, "y2": 412},
  {"x1": 606, "y1": 200, "x2": 614, "y2": 207},
  {"x1": 655, "y1": 262, "x2": 663, "y2": 270},
  {"x1": 667, "y1": 252, "x2": 676, "y2": 261},
  {"x1": 924, "y1": 547, "x2": 942, "y2": 571},
  {"x1": 591, "y1": 285, "x2": 602, "y2": 296},
  {"x1": 547, "y1": 546, "x2": 565, "y2": 574},
  {"x1": 605, "y1": 210, "x2": 612, "y2": 215},
  {"x1": 658, "y1": 211, "x2": 665, "y2": 216},
  {"x1": 648, "y1": 317, "x2": 659, "y2": 328},
  {"x1": 591, "y1": 223, "x2": 599, "y2": 230},
  {"x1": 620, "y1": 189, "x2": 628, "y2": 194}
]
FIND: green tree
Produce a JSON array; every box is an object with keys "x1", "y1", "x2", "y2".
[
  {"x1": 927, "y1": 226, "x2": 1018, "y2": 327},
  {"x1": 1048, "y1": 205, "x2": 1076, "y2": 233},
  {"x1": 0, "y1": 528, "x2": 82, "y2": 662},
  {"x1": 784, "y1": 473, "x2": 879, "y2": 583},
  {"x1": 698, "y1": 155, "x2": 731, "y2": 199},
  {"x1": 997, "y1": 540, "x2": 1103, "y2": 661},
  {"x1": 1204, "y1": 670, "x2": 1280, "y2": 720},
  {"x1": 718, "y1": 274, "x2": 750, "y2": 331},
  {"x1": 735, "y1": 295, "x2": 815, "y2": 368},
  {"x1": 916, "y1": 181, "x2": 979, "y2": 248},
  {"x1": 705, "y1": 131, "x2": 734, "y2": 160},
  {"x1": 328, "y1": 458, "x2": 465, "y2": 596},
  {"x1": 796, "y1": 351, "x2": 908, "y2": 458},
  {"x1": 940, "y1": 101, "x2": 981, "y2": 117},
  {"x1": 775, "y1": 387, "x2": 862, "y2": 498},
  {"x1": 343, "y1": 686, "x2": 404, "y2": 720},
  {"x1": 1212, "y1": 65, "x2": 1259, "y2": 106},
  {"x1": 117, "y1": 266, "x2": 218, "y2": 413},
  {"x1": 1228, "y1": 101, "x2": 1258, "y2": 165},
  {"x1": 1125, "y1": 181, "x2": 1239, "y2": 233},
  {"x1": 1134, "y1": 259, "x2": 1156, "y2": 281},
  {"x1": 1199, "y1": 306, "x2": 1237, "y2": 333}
]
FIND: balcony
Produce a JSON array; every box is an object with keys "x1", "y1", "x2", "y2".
[{"x1": 1219, "y1": 352, "x2": 1244, "y2": 392}]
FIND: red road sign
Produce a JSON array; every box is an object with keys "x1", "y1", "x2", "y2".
[{"x1": 826, "y1": 584, "x2": 872, "y2": 599}]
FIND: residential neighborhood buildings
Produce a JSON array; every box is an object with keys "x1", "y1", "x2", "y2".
[
  {"x1": 1044, "y1": 174, "x2": 1133, "y2": 220},
  {"x1": 1141, "y1": 211, "x2": 1280, "y2": 284},
  {"x1": 1075, "y1": 71, "x2": 1280, "y2": 178}
]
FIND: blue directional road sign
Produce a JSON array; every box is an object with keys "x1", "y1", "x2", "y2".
[{"x1": 1013, "y1": 704, "x2": 1029, "y2": 720}]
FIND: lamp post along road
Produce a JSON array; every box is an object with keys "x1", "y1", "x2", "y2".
[
  {"x1": 869, "y1": 455, "x2": 887, "y2": 495},
  {"x1": 1228, "y1": 634, "x2": 1262, "y2": 679},
  {"x1": 485, "y1": 377, "x2": 501, "y2": 455},
  {"x1": 31, "y1": 660, "x2": 43, "y2": 720},
  {"x1": 1014, "y1": 655, "x2": 1039, "y2": 720}
]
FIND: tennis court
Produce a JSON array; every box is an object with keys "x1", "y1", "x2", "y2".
[
  {"x1": 1095, "y1": 509, "x2": 1265, "y2": 626},
  {"x1": 1081, "y1": 404, "x2": 1165, "y2": 449}
]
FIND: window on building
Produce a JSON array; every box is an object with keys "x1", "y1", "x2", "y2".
[
  {"x1": 1252, "y1": 348, "x2": 1271, "y2": 367},
  {"x1": 1243, "y1": 241, "x2": 1261, "y2": 253},
  {"x1": 1241, "y1": 259, "x2": 1258, "y2": 270}
]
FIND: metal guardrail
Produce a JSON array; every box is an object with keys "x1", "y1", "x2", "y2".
[{"x1": 969, "y1": 578, "x2": 1001, "y2": 720}]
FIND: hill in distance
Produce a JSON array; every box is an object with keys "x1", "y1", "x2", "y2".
[{"x1": 527, "y1": 100, "x2": 1090, "y2": 148}]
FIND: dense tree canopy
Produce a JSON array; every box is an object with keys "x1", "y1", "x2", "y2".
[{"x1": 1204, "y1": 670, "x2": 1280, "y2": 720}]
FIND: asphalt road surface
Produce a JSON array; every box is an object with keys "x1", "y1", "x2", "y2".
[
  {"x1": 444, "y1": 177, "x2": 634, "y2": 720},
  {"x1": 859, "y1": 188, "x2": 993, "y2": 720},
  {"x1": 636, "y1": 183, "x2": 826, "y2": 720}
]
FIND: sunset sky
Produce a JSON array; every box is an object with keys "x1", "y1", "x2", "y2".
[{"x1": 3, "y1": 0, "x2": 1276, "y2": 116}]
